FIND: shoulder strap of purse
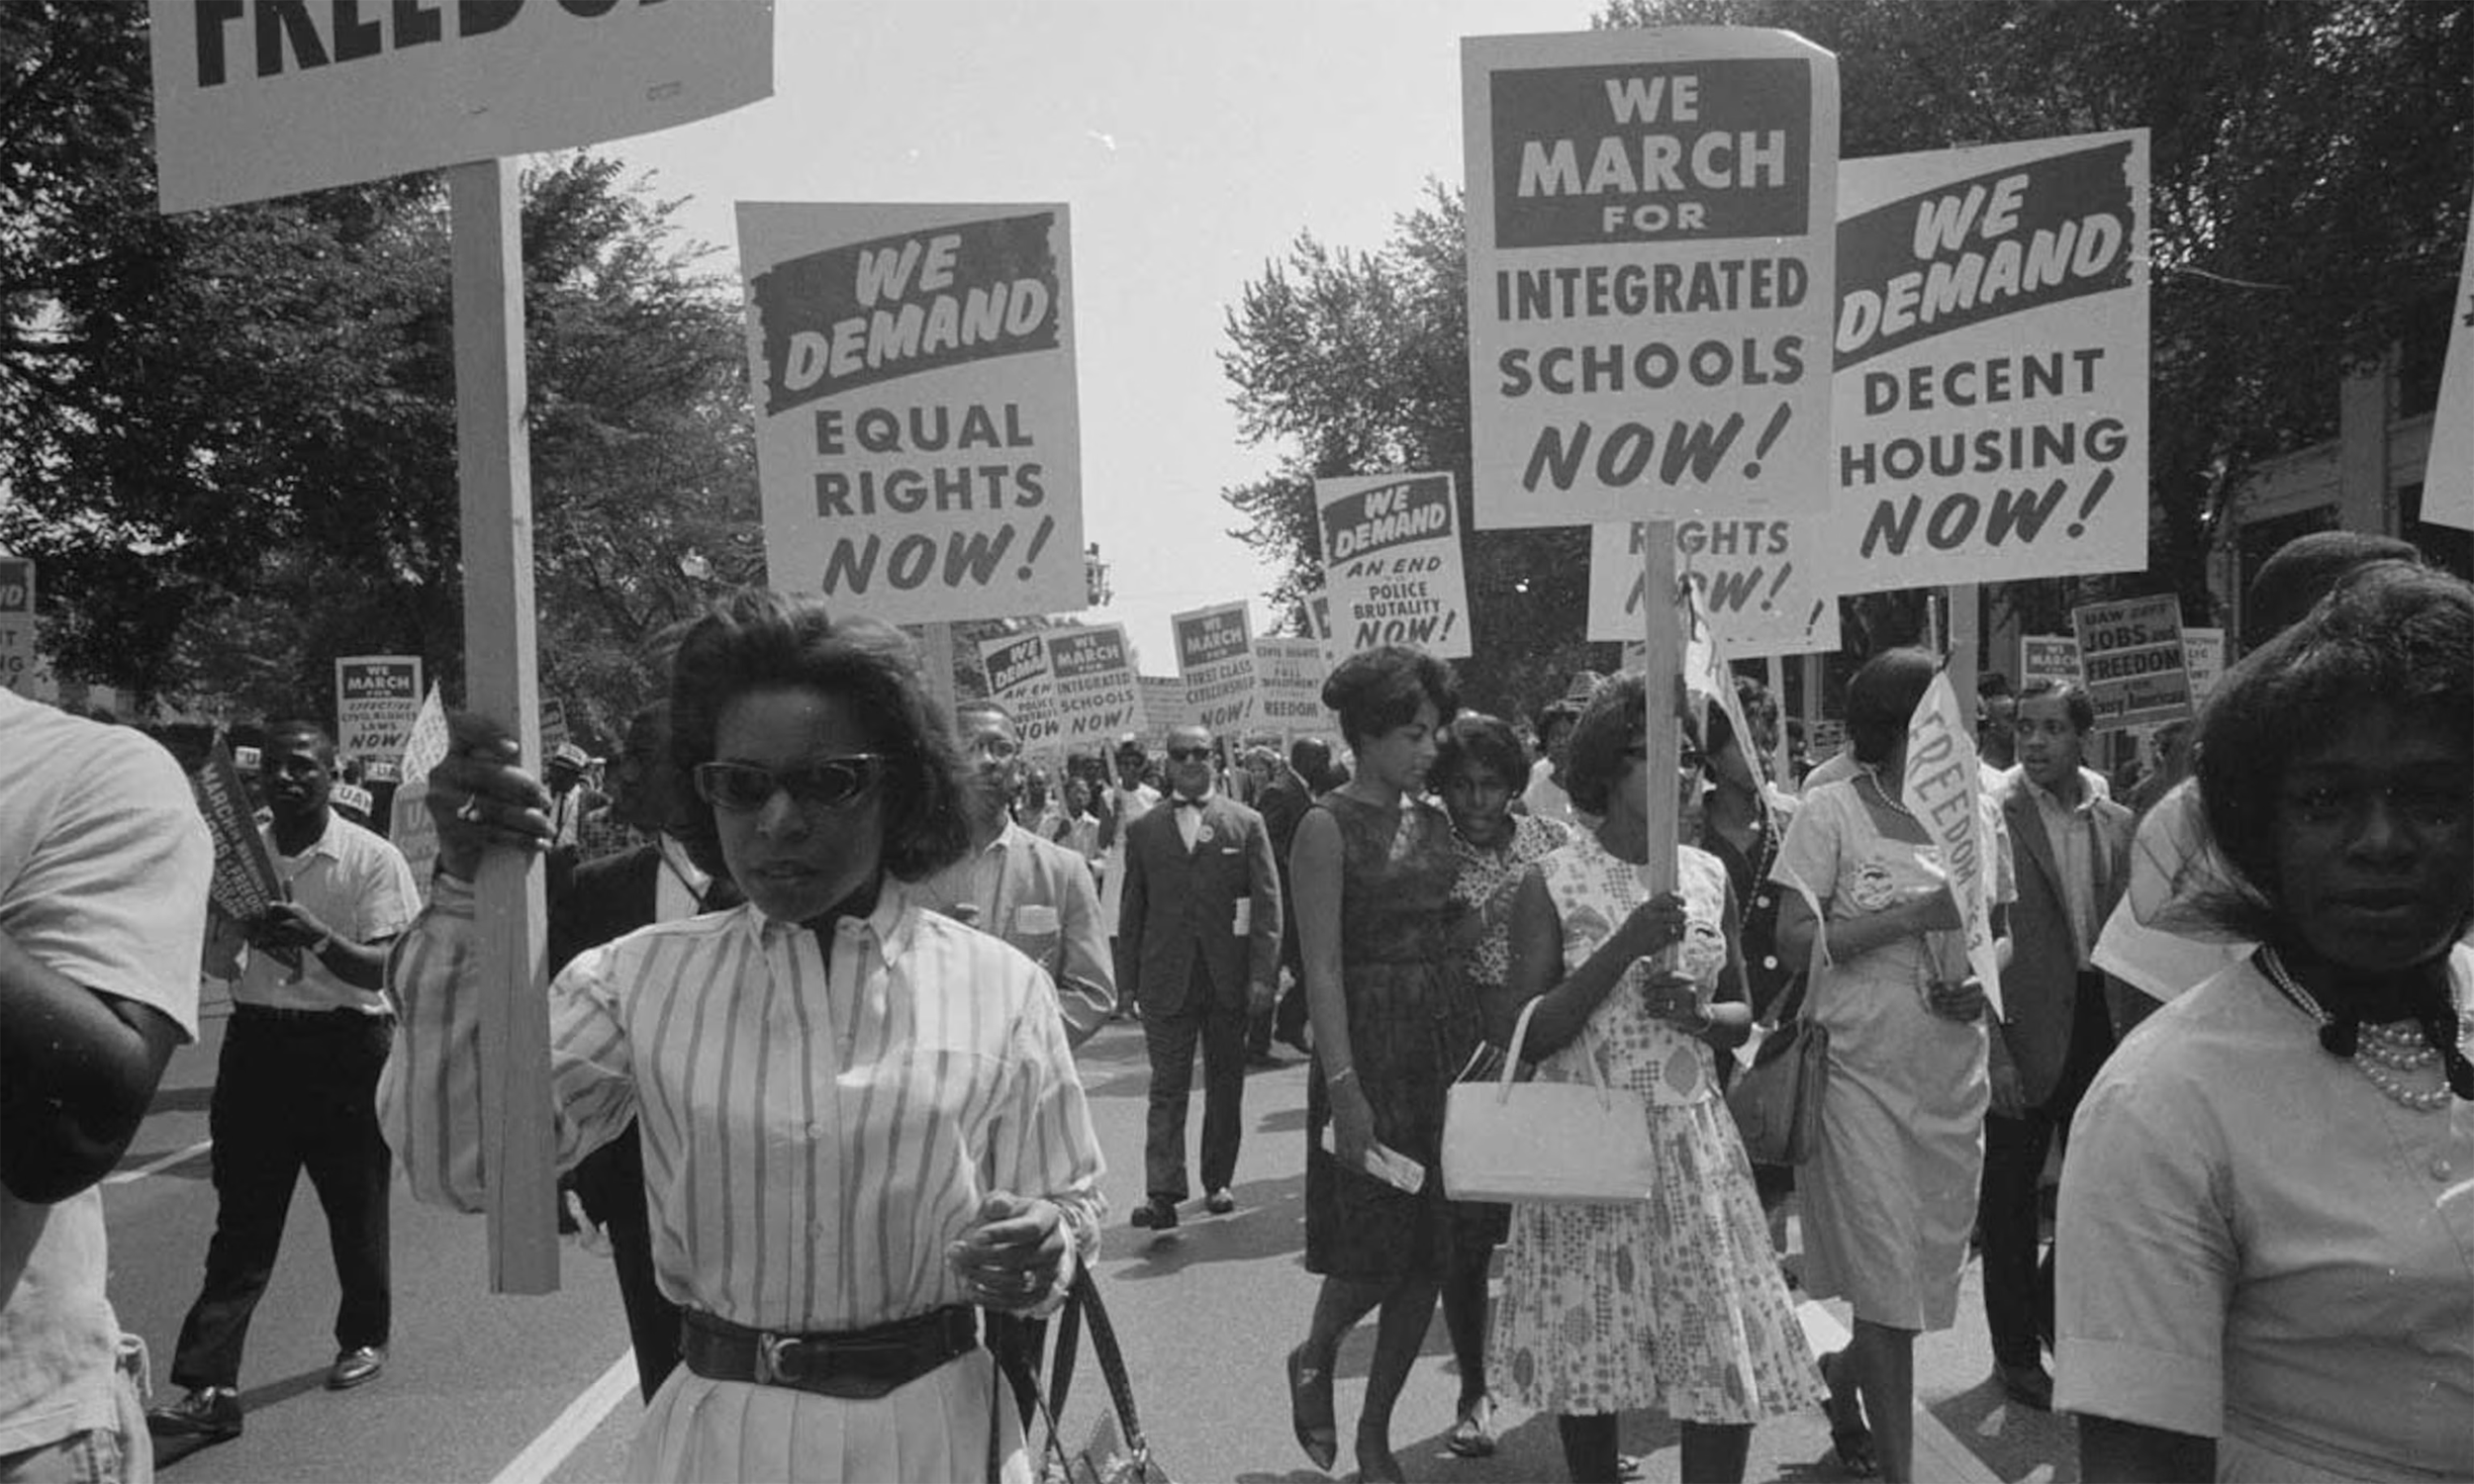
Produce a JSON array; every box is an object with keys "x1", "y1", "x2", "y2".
[{"x1": 1069, "y1": 1268, "x2": 1152, "y2": 1464}]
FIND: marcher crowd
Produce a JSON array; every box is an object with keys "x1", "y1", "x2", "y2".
[{"x1": 2, "y1": 532, "x2": 2467, "y2": 1484}]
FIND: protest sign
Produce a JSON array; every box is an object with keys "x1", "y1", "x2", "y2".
[
  {"x1": 1805, "y1": 716, "x2": 1845, "y2": 764},
  {"x1": 2071, "y1": 594, "x2": 2190, "y2": 729},
  {"x1": 538, "y1": 698, "x2": 570, "y2": 758},
  {"x1": 0, "y1": 557, "x2": 34, "y2": 696},
  {"x1": 1174, "y1": 603, "x2": 1260, "y2": 737},
  {"x1": 1587, "y1": 517, "x2": 1840, "y2": 653},
  {"x1": 335, "y1": 656, "x2": 424, "y2": 768},
  {"x1": 1902, "y1": 672, "x2": 2002, "y2": 1017},
  {"x1": 2425, "y1": 195, "x2": 2474, "y2": 530},
  {"x1": 1463, "y1": 28, "x2": 1839, "y2": 528},
  {"x1": 192, "y1": 742, "x2": 299, "y2": 969},
  {"x1": 149, "y1": 0, "x2": 773, "y2": 214},
  {"x1": 1315, "y1": 473, "x2": 1473, "y2": 658},
  {"x1": 1047, "y1": 625, "x2": 1144, "y2": 754},
  {"x1": 390, "y1": 686, "x2": 451, "y2": 900},
  {"x1": 1254, "y1": 637, "x2": 1335, "y2": 740},
  {"x1": 2018, "y1": 634, "x2": 2082, "y2": 690},
  {"x1": 1829, "y1": 132, "x2": 2150, "y2": 593},
  {"x1": 1136, "y1": 676, "x2": 1194, "y2": 752},
  {"x1": 2181, "y1": 626, "x2": 2226, "y2": 704},
  {"x1": 980, "y1": 629, "x2": 1063, "y2": 761},
  {"x1": 738, "y1": 204, "x2": 1085, "y2": 624}
]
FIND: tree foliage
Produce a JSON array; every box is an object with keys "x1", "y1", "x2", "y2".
[
  {"x1": 1219, "y1": 187, "x2": 1602, "y2": 725},
  {"x1": 0, "y1": 1, "x2": 758, "y2": 745}
]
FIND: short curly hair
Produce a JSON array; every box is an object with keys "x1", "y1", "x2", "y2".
[
  {"x1": 1321, "y1": 645, "x2": 1459, "y2": 749},
  {"x1": 1561, "y1": 671, "x2": 1705, "y2": 818},
  {"x1": 667, "y1": 590, "x2": 973, "y2": 886},
  {"x1": 2197, "y1": 561, "x2": 2474, "y2": 946},
  {"x1": 1432, "y1": 712, "x2": 1528, "y2": 792}
]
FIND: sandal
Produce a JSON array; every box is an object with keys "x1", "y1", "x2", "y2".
[
  {"x1": 1818, "y1": 1349, "x2": 1880, "y2": 1480},
  {"x1": 1285, "y1": 1344, "x2": 1338, "y2": 1471},
  {"x1": 1445, "y1": 1394, "x2": 1496, "y2": 1458}
]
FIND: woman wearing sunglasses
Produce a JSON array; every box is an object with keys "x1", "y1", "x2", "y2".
[{"x1": 381, "y1": 591, "x2": 1105, "y2": 1484}]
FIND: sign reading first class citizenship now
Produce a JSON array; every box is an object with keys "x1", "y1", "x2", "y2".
[
  {"x1": 149, "y1": 0, "x2": 775, "y2": 214},
  {"x1": 1463, "y1": 28, "x2": 1838, "y2": 528}
]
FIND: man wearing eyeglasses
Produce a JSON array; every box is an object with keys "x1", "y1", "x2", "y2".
[
  {"x1": 1116, "y1": 724, "x2": 1284, "y2": 1230},
  {"x1": 916, "y1": 700, "x2": 1114, "y2": 1045}
]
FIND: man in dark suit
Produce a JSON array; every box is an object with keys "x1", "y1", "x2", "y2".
[
  {"x1": 1249, "y1": 737, "x2": 1323, "y2": 1057},
  {"x1": 545, "y1": 704, "x2": 733, "y2": 1403},
  {"x1": 1119, "y1": 723, "x2": 1284, "y2": 1229},
  {"x1": 1983, "y1": 678, "x2": 2135, "y2": 1411}
]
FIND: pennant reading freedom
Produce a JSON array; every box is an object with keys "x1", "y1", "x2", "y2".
[
  {"x1": 738, "y1": 204, "x2": 1086, "y2": 624},
  {"x1": 1463, "y1": 28, "x2": 1839, "y2": 528},
  {"x1": 1828, "y1": 133, "x2": 2150, "y2": 592}
]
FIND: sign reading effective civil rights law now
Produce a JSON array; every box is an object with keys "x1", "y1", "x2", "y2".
[
  {"x1": 1828, "y1": 132, "x2": 2150, "y2": 593},
  {"x1": 1463, "y1": 27, "x2": 1839, "y2": 528},
  {"x1": 1315, "y1": 472, "x2": 1473, "y2": 659},
  {"x1": 334, "y1": 655, "x2": 424, "y2": 769},
  {"x1": 149, "y1": 0, "x2": 774, "y2": 214},
  {"x1": 739, "y1": 204, "x2": 1086, "y2": 624}
]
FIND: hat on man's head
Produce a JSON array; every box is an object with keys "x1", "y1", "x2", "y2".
[
  {"x1": 1113, "y1": 733, "x2": 1146, "y2": 759},
  {"x1": 549, "y1": 742, "x2": 591, "y2": 771},
  {"x1": 1563, "y1": 670, "x2": 1607, "y2": 704}
]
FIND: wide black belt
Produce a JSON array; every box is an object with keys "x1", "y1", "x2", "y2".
[{"x1": 679, "y1": 1306, "x2": 978, "y2": 1400}]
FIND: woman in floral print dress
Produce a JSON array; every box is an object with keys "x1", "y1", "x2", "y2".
[{"x1": 1484, "y1": 675, "x2": 1822, "y2": 1483}]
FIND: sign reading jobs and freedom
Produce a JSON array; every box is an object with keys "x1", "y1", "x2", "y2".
[
  {"x1": 335, "y1": 656, "x2": 424, "y2": 767},
  {"x1": 1463, "y1": 29, "x2": 1839, "y2": 528},
  {"x1": 1173, "y1": 602, "x2": 1260, "y2": 736},
  {"x1": 1047, "y1": 625, "x2": 1144, "y2": 754},
  {"x1": 149, "y1": 0, "x2": 773, "y2": 214},
  {"x1": 739, "y1": 205, "x2": 1085, "y2": 624},
  {"x1": 2071, "y1": 593, "x2": 2190, "y2": 730},
  {"x1": 1829, "y1": 133, "x2": 2150, "y2": 593},
  {"x1": 1316, "y1": 473, "x2": 1474, "y2": 659},
  {"x1": 1586, "y1": 516, "x2": 1841, "y2": 654}
]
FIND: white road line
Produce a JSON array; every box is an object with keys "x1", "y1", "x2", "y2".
[
  {"x1": 104, "y1": 1139, "x2": 214, "y2": 1184},
  {"x1": 488, "y1": 1350, "x2": 637, "y2": 1484}
]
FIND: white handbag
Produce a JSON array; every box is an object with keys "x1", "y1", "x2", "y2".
[{"x1": 1441, "y1": 996, "x2": 1657, "y2": 1205}]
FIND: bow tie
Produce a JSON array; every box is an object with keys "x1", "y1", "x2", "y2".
[{"x1": 1172, "y1": 795, "x2": 1209, "y2": 809}]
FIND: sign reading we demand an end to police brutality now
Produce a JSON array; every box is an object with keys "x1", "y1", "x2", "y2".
[
  {"x1": 1316, "y1": 473, "x2": 1474, "y2": 659},
  {"x1": 1463, "y1": 29, "x2": 1838, "y2": 528},
  {"x1": 979, "y1": 629, "x2": 1062, "y2": 763},
  {"x1": 149, "y1": 0, "x2": 773, "y2": 214},
  {"x1": 1829, "y1": 132, "x2": 2150, "y2": 593},
  {"x1": 738, "y1": 205, "x2": 1085, "y2": 624}
]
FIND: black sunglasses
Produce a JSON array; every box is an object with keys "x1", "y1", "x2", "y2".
[
  {"x1": 693, "y1": 755, "x2": 886, "y2": 813},
  {"x1": 1166, "y1": 746, "x2": 1213, "y2": 763}
]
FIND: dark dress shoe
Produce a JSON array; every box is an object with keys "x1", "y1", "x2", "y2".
[
  {"x1": 1994, "y1": 1357, "x2": 2052, "y2": 1411},
  {"x1": 1129, "y1": 1197, "x2": 1179, "y2": 1230},
  {"x1": 327, "y1": 1345, "x2": 387, "y2": 1390},
  {"x1": 147, "y1": 1387, "x2": 242, "y2": 1439},
  {"x1": 1204, "y1": 1188, "x2": 1236, "y2": 1215}
]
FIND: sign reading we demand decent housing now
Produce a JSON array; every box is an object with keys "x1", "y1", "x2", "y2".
[
  {"x1": 1463, "y1": 28, "x2": 1838, "y2": 529},
  {"x1": 1829, "y1": 133, "x2": 2150, "y2": 592},
  {"x1": 1316, "y1": 473, "x2": 1474, "y2": 659},
  {"x1": 149, "y1": 0, "x2": 773, "y2": 213},
  {"x1": 739, "y1": 205, "x2": 1086, "y2": 624}
]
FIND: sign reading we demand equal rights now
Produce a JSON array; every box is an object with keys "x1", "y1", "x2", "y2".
[
  {"x1": 149, "y1": 0, "x2": 772, "y2": 214},
  {"x1": 1316, "y1": 473, "x2": 1474, "y2": 659},
  {"x1": 739, "y1": 205, "x2": 1086, "y2": 624},
  {"x1": 1586, "y1": 516, "x2": 1841, "y2": 654},
  {"x1": 1463, "y1": 28, "x2": 1838, "y2": 528},
  {"x1": 1829, "y1": 132, "x2": 2150, "y2": 592}
]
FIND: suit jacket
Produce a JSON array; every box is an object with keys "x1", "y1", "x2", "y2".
[
  {"x1": 1254, "y1": 773, "x2": 1313, "y2": 976},
  {"x1": 548, "y1": 844, "x2": 662, "y2": 974},
  {"x1": 921, "y1": 822, "x2": 1115, "y2": 1047},
  {"x1": 1119, "y1": 792, "x2": 1283, "y2": 1019},
  {"x1": 1998, "y1": 772, "x2": 2136, "y2": 1107}
]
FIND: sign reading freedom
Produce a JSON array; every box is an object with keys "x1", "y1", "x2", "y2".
[{"x1": 149, "y1": 0, "x2": 774, "y2": 214}]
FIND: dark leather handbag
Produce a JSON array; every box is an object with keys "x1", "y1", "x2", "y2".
[
  {"x1": 991, "y1": 1270, "x2": 1172, "y2": 1484},
  {"x1": 1725, "y1": 979, "x2": 1829, "y2": 1165}
]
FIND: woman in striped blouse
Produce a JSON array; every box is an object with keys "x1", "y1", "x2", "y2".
[{"x1": 382, "y1": 592, "x2": 1107, "y2": 1483}]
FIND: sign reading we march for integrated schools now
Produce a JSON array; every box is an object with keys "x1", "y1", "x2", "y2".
[
  {"x1": 1830, "y1": 132, "x2": 2150, "y2": 593},
  {"x1": 1047, "y1": 625, "x2": 1144, "y2": 753},
  {"x1": 149, "y1": 0, "x2": 772, "y2": 214},
  {"x1": 1463, "y1": 28, "x2": 1838, "y2": 528},
  {"x1": 1316, "y1": 473, "x2": 1473, "y2": 659},
  {"x1": 739, "y1": 204, "x2": 1085, "y2": 624},
  {"x1": 1586, "y1": 516, "x2": 1840, "y2": 654}
]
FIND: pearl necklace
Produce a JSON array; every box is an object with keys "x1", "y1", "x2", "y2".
[{"x1": 2256, "y1": 948, "x2": 2467, "y2": 1112}]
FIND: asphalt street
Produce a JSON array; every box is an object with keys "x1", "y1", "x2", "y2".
[{"x1": 104, "y1": 988, "x2": 2076, "y2": 1483}]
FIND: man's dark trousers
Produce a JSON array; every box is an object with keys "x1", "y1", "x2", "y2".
[
  {"x1": 1979, "y1": 971, "x2": 2113, "y2": 1363},
  {"x1": 1144, "y1": 962, "x2": 1248, "y2": 1201},
  {"x1": 169, "y1": 1007, "x2": 392, "y2": 1388}
]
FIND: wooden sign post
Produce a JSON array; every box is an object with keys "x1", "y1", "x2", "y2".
[
  {"x1": 449, "y1": 160, "x2": 559, "y2": 1294},
  {"x1": 1639, "y1": 520, "x2": 1680, "y2": 904}
]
